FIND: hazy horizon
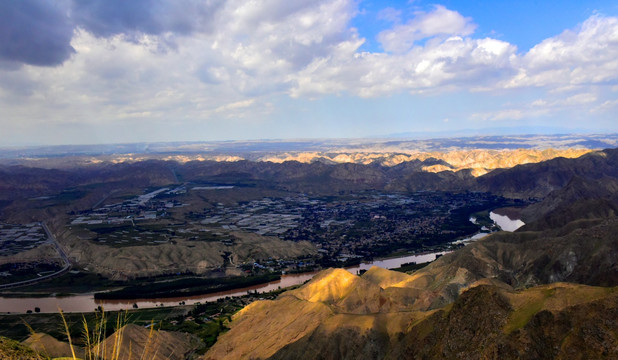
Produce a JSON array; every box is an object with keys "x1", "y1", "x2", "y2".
[{"x1": 2, "y1": 127, "x2": 615, "y2": 149}]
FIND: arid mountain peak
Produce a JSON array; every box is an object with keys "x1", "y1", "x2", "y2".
[
  {"x1": 204, "y1": 265, "x2": 618, "y2": 360},
  {"x1": 287, "y1": 268, "x2": 365, "y2": 304},
  {"x1": 360, "y1": 265, "x2": 412, "y2": 288}
]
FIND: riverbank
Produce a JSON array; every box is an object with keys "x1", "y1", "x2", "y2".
[
  {"x1": 94, "y1": 273, "x2": 281, "y2": 300},
  {"x1": 0, "y1": 212, "x2": 525, "y2": 314},
  {"x1": 0, "y1": 249, "x2": 448, "y2": 314}
]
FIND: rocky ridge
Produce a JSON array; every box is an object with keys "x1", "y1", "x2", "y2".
[{"x1": 204, "y1": 265, "x2": 618, "y2": 360}]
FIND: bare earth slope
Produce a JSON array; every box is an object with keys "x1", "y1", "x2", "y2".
[
  {"x1": 58, "y1": 227, "x2": 316, "y2": 279},
  {"x1": 22, "y1": 332, "x2": 86, "y2": 359},
  {"x1": 94, "y1": 324, "x2": 198, "y2": 360},
  {"x1": 203, "y1": 268, "x2": 430, "y2": 360},
  {"x1": 259, "y1": 148, "x2": 591, "y2": 176},
  {"x1": 204, "y1": 266, "x2": 618, "y2": 360}
]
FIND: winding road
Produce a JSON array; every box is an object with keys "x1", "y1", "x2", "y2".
[{"x1": 0, "y1": 222, "x2": 71, "y2": 289}]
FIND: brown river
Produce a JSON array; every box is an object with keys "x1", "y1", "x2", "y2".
[
  {"x1": 0, "y1": 251, "x2": 448, "y2": 314},
  {"x1": 0, "y1": 212, "x2": 523, "y2": 314}
]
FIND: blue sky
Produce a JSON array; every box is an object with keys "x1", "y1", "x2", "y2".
[
  {"x1": 354, "y1": 0, "x2": 618, "y2": 52},
  {"x1": 0, "y1": 0, "x2": 617, "y2": 146}
]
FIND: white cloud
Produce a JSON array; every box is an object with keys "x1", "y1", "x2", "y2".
[
  {"x1": 291, "y1": 35, "x2": 516, "y2": 98},
  {"x1": 215, "y1": 99, "x2": 256, "y2": 113},
  {"x1": 592, "y1": 99, "x2": 618, "y2": 113},
  {"x1": 471, "y1": 109, "x2": 525, "y2": 122},
  {"x1": 377, "y1": 7, "x2": 401, "y2": 23},
  {"x1": 0, "y1": 0, "x2": 617, "y2": 144},
  {"x1": 377, "y1": 5, "x2": 476, "y2": 53},
  {"x1": 4, "y1": 2, "x2": 617, "y2": 106},
  {"x1": 287, "y1": 8, "x2": 618, "y2": 108},
  {"x1": 505, "y1": 15, "x2": 618, "y2": 88},
  {"x1": 532, "y1": 93, "x2": 598, "y2": 108},
  {"x1": 0, "y1": 0, "x2": 359, "y2": 128}
]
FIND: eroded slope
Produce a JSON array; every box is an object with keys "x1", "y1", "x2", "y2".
[{"x1": 204, "y1": 266, "x2": 618, "y2": 360}]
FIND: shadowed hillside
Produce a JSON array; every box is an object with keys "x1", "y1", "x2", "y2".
[{"x1": 475, "y1": 148, "x2": 618, "y2": 198}]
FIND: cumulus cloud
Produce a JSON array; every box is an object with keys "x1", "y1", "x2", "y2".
[
  {"x1": 71, "y1": 0, "x2": 224, "y2": 43},
  {"x1": 592, "y1": 99, "x2": 618, "y2": 113},
  {"x1": 3, "y1": 0, "x2": 617, "y2": 95},
  {"x1": 377, "y1": 5, "x2": 476, "y2": 53},
  {"x1": 215, "y1": 99, "x2": 256, "y2": 113},
  {"x1": 505, "y1": 15, "x2": 618, "y2": 89},
  {"x1": 290, "y1": 35, "x2": 516, "y2": 98},
  {"x1": 0, "y1": 0, "x2": 75, "y2": 67},
  {"x1": 0, "y1": 0, "x2": 617, "y2": 141},
  {"x1": 532, "y1": 93, "x2": 598, "y2": 108},
  {"x1": 0, "y1": 0, "x2": 224, "y2": 67},
  {"x1": 289, "y1": 8, "x2": 618, "y2": 100},
  {"x1": 187, "y1": 0, "x2": 361, "y2": 98}
]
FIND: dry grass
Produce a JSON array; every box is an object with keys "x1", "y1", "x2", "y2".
[
  {"x1": 502, "y1": 283, "x2": 618, "y2": 334},
  {"x1": 23, "y1": 308, "x2": 159, "y2": 360}
]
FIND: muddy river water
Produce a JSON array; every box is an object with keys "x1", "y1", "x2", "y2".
[
  {"x1": 0, "y1": 212, "x2": 523, "y2": 313},
  {"x1": 0, "y1": 251, "x2": 449, "y2": 314}
]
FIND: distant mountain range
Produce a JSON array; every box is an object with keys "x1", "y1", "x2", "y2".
[
  {"x1": 1, "y1": 133, "x2": 616, "y2": 159},
  {"x1": 0, "y1": 147, "x2": 616, "y2": 223}
]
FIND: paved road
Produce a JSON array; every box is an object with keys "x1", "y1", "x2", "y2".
[
  {"x1": 42, "y1": 222, "x2": 71, "y2": 267},
  {"x1": 0, "y1": 222, "x2": 71, "y2": 289}
]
